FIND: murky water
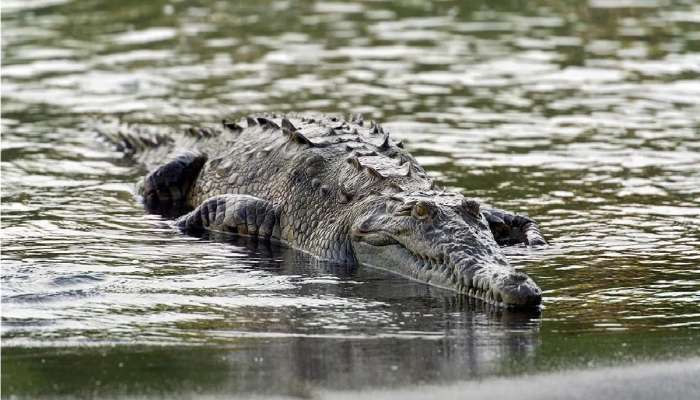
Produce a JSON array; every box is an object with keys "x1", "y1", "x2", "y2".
[{"x1": 2, "y1": 0, "x2": 699, "y2": 398}]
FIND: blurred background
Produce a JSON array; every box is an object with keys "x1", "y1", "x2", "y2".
[{"x1": 2, "y1": 0, "x2": 699, "y2": 398}]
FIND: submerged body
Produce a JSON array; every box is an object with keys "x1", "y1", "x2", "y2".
[{"x1": 100, "y1": 113, "x2": 546, "y2": 308}]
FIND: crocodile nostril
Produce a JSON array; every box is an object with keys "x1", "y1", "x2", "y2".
[{"x1": 510, "y1": 272, "x2": 529, "y2": 283}]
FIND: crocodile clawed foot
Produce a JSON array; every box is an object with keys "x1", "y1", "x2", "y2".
[{"x1": 142, "y1": 151, "x2": 206, "y2": 217}]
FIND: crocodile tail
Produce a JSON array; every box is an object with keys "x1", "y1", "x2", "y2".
[{"x1": 92, "y1": 118, "x2": 175, "y2": 155}]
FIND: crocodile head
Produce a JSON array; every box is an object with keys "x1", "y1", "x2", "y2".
[{"x1": 350, "y1": 192, "x2": 542, "y2": 308}]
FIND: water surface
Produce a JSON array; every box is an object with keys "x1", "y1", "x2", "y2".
[{"x1": 2, "y1": 0, "x2": 700, "y2": 398}]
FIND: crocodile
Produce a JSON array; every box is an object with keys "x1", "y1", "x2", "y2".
[{"x1": 98, "y1": 113, "x2": 547, "y2": 308}]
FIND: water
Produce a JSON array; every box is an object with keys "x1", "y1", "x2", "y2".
[{"x1": 2, "y1": 0, "x2": 699, "y2": 398}]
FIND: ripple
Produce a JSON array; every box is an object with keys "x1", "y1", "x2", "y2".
[
  {"x1": 112, "y1": 27, "x2": 177, "y2": 45},
  {"x1": 2, "y1": 59, "x2": 86, "y2": 79}
]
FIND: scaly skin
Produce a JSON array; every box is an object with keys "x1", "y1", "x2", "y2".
[{"x1": 98, "y1": 113, "x2": 546, "y2": 308}]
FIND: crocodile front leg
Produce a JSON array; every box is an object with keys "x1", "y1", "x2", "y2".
[
  {"x1": 483, "y1": 208, "x2": 547, "y2": 246},
  {"x1": 176, "y1": 194, "x2": 280, "y2": 240},
  {"x1": 142, "y1": 151, "x2": 206, "y2": 216}
]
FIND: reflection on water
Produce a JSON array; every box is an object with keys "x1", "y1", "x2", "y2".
[{"x1": 1, "y1": 0, "x2": 699, "y2": 397}]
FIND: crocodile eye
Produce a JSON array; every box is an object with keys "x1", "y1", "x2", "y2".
[
  {"x1": 394, "y1": 203, "x2": 413, "y2": 216},
  {"x1": 413, "y1": 203, "x2": 429, "y2": 219}
]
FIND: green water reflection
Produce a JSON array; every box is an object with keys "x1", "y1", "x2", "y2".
[{"x1": 4, "y1": 330, "x2": 699, "y2": 398}]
